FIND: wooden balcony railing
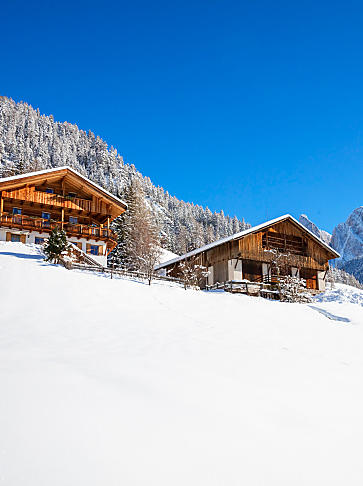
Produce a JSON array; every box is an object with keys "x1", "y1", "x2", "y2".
[
  {"x1": 0, "y1": 213, "x2": 117, "y2": 242},
  {"x1": 2, "y1": 189, "x2": 92, "y2": 212}
]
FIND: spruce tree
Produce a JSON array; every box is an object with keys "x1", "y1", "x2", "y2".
[{"x1": 43, "y1": 227, "x2": 70, "y2": 264}]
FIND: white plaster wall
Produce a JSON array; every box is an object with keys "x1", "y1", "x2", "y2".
[
  {"x1": 90, "y1": 254, "x2": 107, "y2": 266},
  {"x1": 68, "y1": 237, "x2": 108, "y2": 266},
  {"x1": 0, "y1": 227, "x2": 108, "y2": 266},
  {"x1": 262, "y1": 263, "x2": 271, "y2": 279},
  {"x1": 0, "y1": 227, "x2": 33, "y2": 241},
  {"x1": 317, "y1": 271, "x2": 326, "y2": 291},
  {"x1": 27, "y1": 231, "x2": 49, "y2": 243},
  {"x1": 291, "y1": 266, "x2": 300, "y2": 278},
  {"x1": 228, "y1": 259, "x2": 242, "y2": 281},
  {"x1": 207, "y1": 266, "x2": 214, "y2": 286},
  {"x1": 0, "y1": 228, "x2": 8, "y2": 241}
]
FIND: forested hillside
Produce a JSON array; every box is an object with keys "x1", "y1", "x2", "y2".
[{"x1": 0, "y1": 96, "x2": 249, "y2": 254}]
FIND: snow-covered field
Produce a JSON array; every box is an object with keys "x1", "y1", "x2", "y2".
[{"x1": 0, "y1": 242, "x2": 363, "y2": 486}]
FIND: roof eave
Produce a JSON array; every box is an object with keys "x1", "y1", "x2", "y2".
[
  {"x1": 0, "y1": 165, "x2": 128, "y2": 210},
  {"x1": 155, "y1": 214, "x2": 340, "y2": 269}
]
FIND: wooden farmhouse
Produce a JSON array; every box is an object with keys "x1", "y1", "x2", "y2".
[
  {"x1": 156, "y1": 215, "x2": 340, "y2": 292},
  {"x1": 0, "y1": 166, "x2": 127, "y2": 266}
]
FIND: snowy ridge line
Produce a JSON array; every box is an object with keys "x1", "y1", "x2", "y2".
[
  {"x1": 0, "y1": 165, "x2": 128, "y2": 208},
  {"x1": 155, "y1": 214, "x2": 340, "y2": 270}
]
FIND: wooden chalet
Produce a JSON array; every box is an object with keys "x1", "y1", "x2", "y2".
[
  {"x1": 155, "y1": 215, "x2": 340, "y2": 292},
  {"x1": 0, "y1": 166, "x2": 127, "y2": 266}
]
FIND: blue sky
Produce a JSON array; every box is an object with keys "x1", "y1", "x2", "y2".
[{"x1": 2, "y1": 0, "x2": 362, "y2": 232}]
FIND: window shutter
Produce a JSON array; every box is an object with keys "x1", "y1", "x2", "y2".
[
  {"x1": 20, "y1": 234, "x2": 26, "y2": 244},
  {"x1": 99, "y1": 245, "x2": 103, "y2": 255},
  {"x1": 86, "y1": 243, "x2": 91, "y2": 254},
  {"x1": 6, "y1": 232, "x2": 11, "y2": 242},
  {"x1": 76, "y1": 242, "x2": 82, "y2": 250}
]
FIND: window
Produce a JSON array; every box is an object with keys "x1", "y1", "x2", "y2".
[
  {"x1": 12, "y1": 207, "x2": 22, "y2": 223},
  {"x1": 91, "y1": 225, "x2": 99, "y2": 236},
  {"x1": 11, "y1": 234, "x2": 21, "y2": 242},
  {"x1": 68, "y1": 192, "x2": 77, "y2": 198},
  {"x1": 35, "y1": 237, "x2": 45, "y2": 245},
  {"x1": 89, "y1": 245, "x2": 100, "y2": 256},
  {"x1": 42, "y1": 212, "x2": 51, "y2": 228},
  {"x1": 69, "y1": 216, "x2": 78, "y2": 224},
  {"x1": 46, "y1": 188, "x2": 54, "y2": 194}
]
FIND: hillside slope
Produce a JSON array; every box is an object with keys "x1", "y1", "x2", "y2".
[
  {"x1": 0, "y1": 242, "x2": 363, "y2": 485},
  {"x1": 0, "y1": 96, "x2": 249, "y2": 254}
]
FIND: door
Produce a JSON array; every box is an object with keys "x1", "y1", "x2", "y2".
[{"x1": 262, "y1": 263, "x2": 271, "y2": 283}]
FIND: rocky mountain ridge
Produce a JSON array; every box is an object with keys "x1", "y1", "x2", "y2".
[{"x1": 299, "y1": 209, "x2": 363, "y2": 284}]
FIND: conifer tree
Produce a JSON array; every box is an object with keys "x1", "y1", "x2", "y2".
[
  {"x1": 0, "y1": 96, "x2": 250, "y2": 255},
  {"x1": 43, "y1": 227, "x2": 70, "y2": 264}
]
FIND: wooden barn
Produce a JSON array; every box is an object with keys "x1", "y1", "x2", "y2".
[
  {"x1": 155, "y1": 215, "x2": 340, "y2": 292},
  {"x1": 0, "y1": 166, "x2": 127, "y2": 266}
]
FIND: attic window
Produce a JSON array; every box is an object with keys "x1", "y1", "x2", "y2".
[
  {"x1": 68, "y1": 192, "x2": 77, "y2": 198},
  {"x1": 46, "y1": 188, "x2": 54, "y2": 194}
]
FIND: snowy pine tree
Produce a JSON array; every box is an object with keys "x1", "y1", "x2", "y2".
[
  {"x1": 43, "y1": 227, "x2": 70, "y2": 264},
  {"x1": 0, "y1": 96, "x2": 250, "y2": 254}
]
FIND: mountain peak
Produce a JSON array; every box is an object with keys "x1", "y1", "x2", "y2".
[{"x1": 298, "y1": 214, "x2": 332, "y2": 245}]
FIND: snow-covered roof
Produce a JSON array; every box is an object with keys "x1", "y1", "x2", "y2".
[
  {"x1": 155, "y1": 214, "x2": 340, "y2": 270},
  {"x1": 0, "y1": 165, "x2": 127, "y2": 208}
]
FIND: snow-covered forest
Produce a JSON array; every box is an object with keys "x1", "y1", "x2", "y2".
[{"x1": 0, "y1": 96, "x2": 249, "y2": 255}]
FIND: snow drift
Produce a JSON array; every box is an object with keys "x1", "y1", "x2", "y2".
[{"x1": 0, "y1": 242, "x2": 362, "y2": 486}]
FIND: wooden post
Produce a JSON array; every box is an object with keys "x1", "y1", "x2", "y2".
[
  {"x1": 0, "y1": 193, "x2": 3, "y2": 219},
  {"x1": 107, "y1": 216, "x2": 110, "y2": 230},
  {"x1": 61, "y1": 208, "x2": 64, "y2": 230}
]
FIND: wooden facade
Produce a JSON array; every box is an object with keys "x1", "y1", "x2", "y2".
[
  {"x1": 156, "y1": 216, "x2": 339, "y2": 291},
  {"x1": 0, "y1": 166, "x2": 127, "y2": 264}
]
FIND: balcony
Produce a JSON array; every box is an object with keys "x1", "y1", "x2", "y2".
[
  {"x1": 0, "y1": 213, "x2": 117, "y2": 242},
  {"x1": 2, "y1": 188, "x2": 93, "y2": 212}
]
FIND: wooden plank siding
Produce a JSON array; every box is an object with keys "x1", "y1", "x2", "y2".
[
  {"x1": 238, "y1": 221, "x2": 330, "y2": 272},
  {"x1": 0, "y1": 167, "x2": 126, "y2": 255},
  {"x1": 160, "y1": 218, "x2": 334, "y2": 290},
  {"x1": 1, "y1": 187, "x2": 116, "y2": 216}
]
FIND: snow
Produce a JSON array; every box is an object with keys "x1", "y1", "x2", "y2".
[
  {"x1": 0, "y1": 242, "x2": 363, "y2": 485},
  {"x1": 315, "y1": 283, "x2": 363, "y2": 306},
  {"x1": 158, "y1": 247, "x2": 179, "y2": 264},
  {"x1": 331, "y1": 206, "x2": 363, "y2": 262},
  {"x1": 299, "y1": 214, "x2": 332, "y2": 245}
]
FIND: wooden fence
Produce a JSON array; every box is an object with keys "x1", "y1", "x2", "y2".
[
  {"x1": 68, "y1": 262, "x2": 185, "y2": 285},
  {"x1": 205, "y1": 280, "x2": 281, "y2": 300}
]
